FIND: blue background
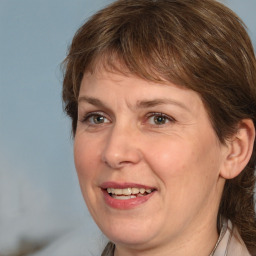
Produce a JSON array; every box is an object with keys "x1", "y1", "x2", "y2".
[{"x1": 0, "y1": 0, "x2": 255, "y2": 255}]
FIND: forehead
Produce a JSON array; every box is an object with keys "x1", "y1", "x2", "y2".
[
  {"x1": 81, "y1": 68, "x2": 205, "y2": 115},
  {"x1": 84, "y1": 53, "x2": 169, "y2": 86}
]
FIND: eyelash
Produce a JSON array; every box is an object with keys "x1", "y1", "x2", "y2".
[
  {"x1": 80, "y1": 111, "x2": 176, "y2": 127},
  {"x1": 145, "y1": 112, "x2": 176, "y2": 126},
  {"x1": 81, "y1": 112, "x2": 109, "y2": 125}
]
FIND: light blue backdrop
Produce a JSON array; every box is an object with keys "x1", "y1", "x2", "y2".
[{"x1": 0, "y1": 0, "x2": 255, "y2": 255}]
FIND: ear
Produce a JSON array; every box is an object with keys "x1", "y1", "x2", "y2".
[{"x1": 220, "y1": 119, "x2": 255, "y2": 179}]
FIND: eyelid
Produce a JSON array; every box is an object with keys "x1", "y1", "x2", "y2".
[
  {"x1": 146, "y1": 112, "x2": 175, "y2": 119},
  {"x1": 81, "y1": 111, "x2": 111, "y2": 124},
  {"x1": 145, "y1": 112, "x2": 176, "y2": 125},
  {"x1": 79, "y1": 111, "x2": 175, "y2": 127}
]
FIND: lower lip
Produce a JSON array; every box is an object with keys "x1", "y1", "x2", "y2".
[{"x1": 102, "y1": 189, "x2": 155, "y2": 210}]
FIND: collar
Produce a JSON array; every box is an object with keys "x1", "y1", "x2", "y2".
[{"x1": 210, "y1": 219, "x2": 251, "y2": 256}]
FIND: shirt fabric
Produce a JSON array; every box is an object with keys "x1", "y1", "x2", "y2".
[{"x1": 210, "y1": 219, "x2": 251, "y2": 256}]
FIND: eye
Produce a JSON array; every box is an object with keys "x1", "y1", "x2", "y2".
[
  {"x1": 82, "y1": 112, "x2": 110, "y2": 125},
  {"x1": 152, "y1": 115, "x2": 168, "y2": 125},
  {"x1": 90, "y1": 115, "x2": 106, "y2": 124},
  {"x1": 147, "y1": 113, "x2": 174, "y2": 126}
]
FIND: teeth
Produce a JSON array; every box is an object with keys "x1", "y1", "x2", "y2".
[
  {"x1": 107, "y1": 187, "x2": 153, "y2": 196},
  {"x1": 131, "y1": 188, "x2": 140, "y2": 194},
  {"x1": 123, "y1": 188, "x2": 132, "y2": 195},
  {"x1": 139, "y1": 188, "x2": 145, "y2": 194},
  {"x1": 112, "y1": 195, "x2": 136, "y2": 200},
  {"x1": 114, "y1": 189, "x2": 122, "y2": 195}
]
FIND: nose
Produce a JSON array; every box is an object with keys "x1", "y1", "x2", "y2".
[{"x1": 101, "y1": 124, "x2": 142, "y2": 169}]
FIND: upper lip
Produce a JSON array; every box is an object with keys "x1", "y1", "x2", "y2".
[{"x1": 100, "y1": 181, "x2": 156, "y2": 190}]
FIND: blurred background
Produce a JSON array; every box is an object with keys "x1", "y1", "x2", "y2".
[{"x1": 0, "y1": 0, "x2": 255, "y2": 255}]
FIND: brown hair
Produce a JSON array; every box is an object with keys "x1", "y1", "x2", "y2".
[{"x1": 62, "y1": 0, "x2": 256, "y2": 253}]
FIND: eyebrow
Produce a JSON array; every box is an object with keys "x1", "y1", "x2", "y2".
[
  {"x1": 78, "y1": 96, "x2": 108, "y2": 109},
  {"x1": 136, "y1": 98, "x2": 189, "y2": 111},
  {"x1": 78, "y1": 96, "x2": 189, "y2": 111}
]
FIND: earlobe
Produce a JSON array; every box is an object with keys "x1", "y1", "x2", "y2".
[{"x1": 220, "y1": 119, "x2": 255, "y2": 180}]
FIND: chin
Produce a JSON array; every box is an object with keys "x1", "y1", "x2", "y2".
[
  {"x1": 106, "y1": 229, "x2": 154, "y2": 247},
  {"x1": 96, "y1": 214, "x2": 161, "y2": 247}
]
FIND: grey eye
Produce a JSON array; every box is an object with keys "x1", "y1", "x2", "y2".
[
  {"x1": 147, "y1": 113, "x2": 175, "y2": 126},
  {"x1": 92, "y1": 115, "x2": 105, "y2": 124},
  {"x1": 153, "y1": 115, "x2": 167, "y2": 125},
  {"x1": 84, "y1": 113, "x2": 110, "y2": 125}
]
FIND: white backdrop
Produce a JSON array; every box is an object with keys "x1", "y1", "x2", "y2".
[{"x1": 0, "y1": 0, "x2": 255, "y2": 255}]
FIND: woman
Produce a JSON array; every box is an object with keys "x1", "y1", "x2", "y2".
[{"x1": 62, "y1": 0, "x2": 256, "y2": 255}]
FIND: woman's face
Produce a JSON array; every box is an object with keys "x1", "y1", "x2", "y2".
[{"x1": 74, "y1": 69, "x2": 227, "y2": 251}]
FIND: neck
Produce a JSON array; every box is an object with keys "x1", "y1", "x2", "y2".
[{"x1": 114, "y1": 217, "x2": 219, "y2": 256}]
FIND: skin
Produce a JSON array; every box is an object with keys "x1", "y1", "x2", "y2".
[{"x1": 74, "y1": 68, "x2": 230, "y2": 256}]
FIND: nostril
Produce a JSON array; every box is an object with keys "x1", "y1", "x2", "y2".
[
  {"x1": 102, "y1": 157, "x2": 132, "y2": 169},
  {"x1": 101, "y1": 135, "x2": 143, "y2": 169}
]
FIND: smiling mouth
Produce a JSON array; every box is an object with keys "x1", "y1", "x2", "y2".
[{"x1": 106, "y1": 187, "x2": 155, "y2": 200}]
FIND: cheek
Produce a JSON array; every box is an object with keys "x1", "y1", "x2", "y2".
[
  {"x1": 73, "y1": 135, "x2": 101, "y2": 182},
  {"x1": 73, "y1": 136, "x2": 103, "y2": 215},
  {"x1": 145, "y1": 137, "x2": 191, "y2": 177},
  {"x1": 145, "y1": 134, "x2": 220, "y2": 191}
]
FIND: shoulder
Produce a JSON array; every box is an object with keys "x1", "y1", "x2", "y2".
[
  {"x1": 213, "y1": 219, "x2": 252, "y2": 256},
  {"x1": 228, "y1": 224, "x2": 252, "y2": 256}
]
